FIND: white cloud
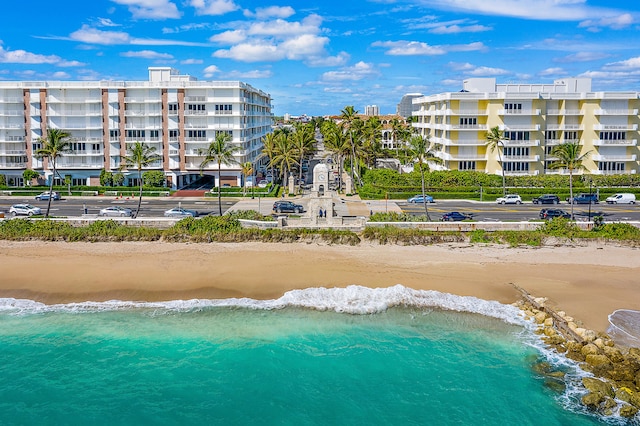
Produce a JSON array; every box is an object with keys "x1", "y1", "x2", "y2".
[
  {"x1": 225, "y1": 69, "x2": 273, "y2": 79},
  {"x1": 51, "y1": 71, "x2": 71, "y2": 79},
  {"x1": 603, "y1": 56, "x2": 640, "y2": 71},
  {"x1": 448, "y1": 62, "x2": 510, "y2": 76},
  {"x1": 162, "y1": 23, "x2": 212, "y2": 34},
  {"x1": 245, "y1": 6, "x2": 295, "y2": 20},
  {"x1": 539, "y1": 67, "x2": 565, "y2": 76},
  {"x1": 96, "y1": 18, "x2": 120, "y2": 27},
  {"x1": 68, "y1": 25, "x2": 210, "y2": 46},
  {"x1": 189, "y1": 0, "x2": 239, "y2": 16},
  {"x1": 211, "y1": 14, "x2": 330, "y2": 63},
  {"x1": 181, "y1": 58, "x2": 204, "y2": 64},
  {"x1": 429, "y1": 24, "x2": 492, "y2": 34},
  {"x1": 371, "y1": 40, "x2": 486, "y2": 55},
  {"x1": 110, "y1": 0, "x2": 181, "y2": 19},
  {"x1": 0, "y1": 44, "x2": 83, "y2": 66},
  {"x1": 555, "y1": 51, "x2": 611, "y2": 63},
  {"x1": 306, "y1": 52, "x2": 350, "y2": 67},
  {"x1": 121, "y1": 50, "x2": 174, "y2": 59},
  {"x1": 322, "y1": 61, "x2": 379, "y2": 82},
  {"x1": 417, "y1": 0, "x2": 628, "y2": 21},
  {"x1": 579, "y1": 13, "x2": 634, "y2": 32},
  {"x1": 203, "y1": 65, "x2": 221, "y2": 77}
]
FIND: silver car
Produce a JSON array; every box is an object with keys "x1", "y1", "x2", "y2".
[
  {"x1": 164, "y1": 207, "x2": 198, "y2": 218},
  {"x1": 9, "y1": 204, "x2": 42, "y2": 217},
  {"x1": 99, "y1": 206, "x2": 134, "y2": 217}
]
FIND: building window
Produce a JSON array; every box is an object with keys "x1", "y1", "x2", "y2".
[
  {"x1": 187, "y1": 130, "x2": 207, "y2": 138},
  {"x1": 459, "y1": 161, "x2": 476, "y2": 171},
  {"x1": 459, "y1": 117, "x2": 477, "y2": 125},
  {"x1": 599, "y1": 131, "x2": 626, "y2": 140},
  {"x1": 169, "y1": 130, "x2": 179, "y2": 138},
  {"x1": 150, "y1": 130, "x2": 160, "y2": 138},
  {"x1": 215, "y1": 104, "x2": 233, "y2": 113},
  {"x1": 545, "y1": 131, "x2": 558, "y2": 140},
  {"x1": 168, "y1": 103, "x2": 178, "y2": 112},
  {"x1": 92, "y1": 143, "x2": 101, "y2": 151},
  {"x1": 564, "y1": 131, "x2": 578, "y2": 140},
  {"x1": 126, "y1": 130, "x2": 145, "y2": 138},
  {"x1": 504, "y1": 103, "x2": 523, "y2": 112},
  {"x1": 214, "y1": 130, "x2": 233, "y2": 138},
  {"x1": 503, "y1": 162, "x2": 529, "y2": 172},
  {"x1": 504, "y1": 147, "x2": 529, "y2": 157},
  {"x1": 599, "y1": 162, "x2": 625, "y2": 172},
  {"x1": 110, "y1": 129, "x2": 120, "y2": 139},
  {"x1": 70, "y1": 142, "x2": 86, "y2": 152},
  {"x1": 504, "y1": 131, "x2": 530, "y2": 141}
]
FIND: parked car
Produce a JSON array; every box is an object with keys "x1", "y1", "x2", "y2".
[
  {"x1": 605, "y1": 193, "x2": 636, "y2": 204},
  {"x1": 164, "y1": 207, "x2": 198, "y2": 218},
  {"x1": 407, "y1": 194, "x2": 434, "y2": 203},
  {"x1": 257, "y1": 180, "x2": 269, "y2": 188},
  {"x1": 441, "y1": 211, "x2": 473, "y2": 221},
  {"x1": 496, "y1": 194, "x2": 523, "y2": 204},
  {"x1": 35, "y1": 191, "x2": 60, "y2": 201},
  {"x1": 532, "y1": 194, "x2": 559, "y2": 205},
  {"x1": 98, "y1": 206, "x2": 133, "y2": 217},
  {"x1": 539, "y1": 208, "x2": 571, "y2": 220},
  {"x1": 567, "y1": 193, "x2": 598, "y2": 204},
  {"x1": 273, "y1": 200, "x2": 304, "y2": 213},
  {"x1": 9, "y1": 204, "x2": 42, "y2": 217}
]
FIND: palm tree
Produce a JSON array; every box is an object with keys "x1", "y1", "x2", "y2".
[
  {"x1": 323, "y1": 122, "x2": 351, "y2": 193},
  {"x1": 198, "y1": 132, "x2": 240, "y2": 216},
  {"x1": 548, "y1": 141, "x2": 592, "y2": 219},
  {"x1": 408, "y1": 134, "x2": 441, "y2": 220},
  {"x1": 35, "y1": 129, "x2": 72, "y2": 218},
  {"x1": 362, "y1": 116, "x2": 382, "y2": 168},
  {"x1": 486, "y1": 126, "x2": 509, "y2": 196},
  {"x1": 290, "y1": 123, "x2": 315, "y2": 184},
  {"x1": 261, "y1": 132, "x2": 279, "y2": 183},
  {"x1": 120, "y1": 141, "x2": 161, "y2": 218},
  {"x1": 340, "y1": 105, "x2": 360, "y2": 190},
  {"x1": 241, "y1": 161, "x2": 254, "y2": 196},
  {"x1": 270, "y1": 132, "x2": 299, "y2": 194}
]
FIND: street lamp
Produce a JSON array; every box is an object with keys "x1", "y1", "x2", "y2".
[{"x1": 588, "y1": 179, "x2": 592, "y2": 221}]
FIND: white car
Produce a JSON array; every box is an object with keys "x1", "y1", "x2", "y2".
[
  {"x1": 605, "y1": 193, "x2": 636, "y2": 204},
  {"x1": 99, "y1": 206, "x2": 133, "y2": 217},
  {"x1": 496, "y1": 194, "x2": 523, "y2": 205},
  {"x1": 9, "y1": 204, "x2": 42, "y2": 217},
  {"x1": 164, "y1": 207, "x2": 198, "y2": 218}
]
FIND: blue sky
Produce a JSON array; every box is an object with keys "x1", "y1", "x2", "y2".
[{"x1": 1, "y1": 0, "x2": 640, "y2": 116}]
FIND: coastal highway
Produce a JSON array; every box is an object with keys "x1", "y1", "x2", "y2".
[
  {"x1": 398, "y1": 199, "x2": 640, "y2": 222},
  {"x1": 0, "y1": 196, "x2": 240, "y2": 217},
  {"x1": 2, "y1": 195, "x2": 640, "y2": 222}
]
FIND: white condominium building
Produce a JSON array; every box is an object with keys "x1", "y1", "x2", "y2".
[
  {"x1": 412, "y1": 78, "x2": 640, "y2": 176},
  {"x1": 0, "y1": 67, "x2": 273, "y2": 189}
]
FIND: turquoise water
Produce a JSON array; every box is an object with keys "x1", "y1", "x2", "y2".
[{"x1": 0, "y1": 286, "x2": 617, "y2": 425}]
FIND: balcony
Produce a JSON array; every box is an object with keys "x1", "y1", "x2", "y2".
[
  {"x1": 69, "y1": 150, "x2": 104, "y2": 156},
  {"x1": 169, "y1": 149, "x2": 180, "y2": 156},
  {"x1": 440, "y1": 139, "x2": 486, "y2": 146},
  {"x1": 505, "y1": 170, "x2": 539, "y2": 176},
  {"x1": 504, "y1": 139, "x2": 540, "y2": 146},
  {"x1": 0, "y1": 150, "x2": 27, "y2": 156},
  {"x1": 499, "y1": 109, "x2": 541, "y2": 115},
  {"x1": 504, "y1": 124, "x2": 541, "y2": 131},
  {"x1": 0, "y1": 136, "x2": 25, "y2": 142},
  {"x1": 593, "y1": 139, "x2": 637, "y2": 146},
  {"x1": 0, "y1": 162, "x2": 26, "y2": 168},
  {"x1": 594, "y1": 109, "x2": 638, "y2": 115},
  {"x1": 592, "y1": 169, "x2": 637, "y2": 175},
  {"x1": 184, "y1": 110, "x2": 207, "y2": 116},
  {"x1": 593, "y1": 124, "x2": 638, "y2": 131},
  {"x1": 0, "y1": 110, "x2": 23, "y2": 116},
  {"x1": 437, "y1": 152, "x2": 487, "y2": 161},
  {"x1": 546, "y1": 124, "x2": 581, "y2": 131},
  {"x1": 444, "y1": 109, "x2": 488, "y2": 116},
  {"x1": 503, "y1": 155, "x2": 540, "y2": 162},
  {"x1": 592, "y1": 154, "x2": 637, "y2": 162},
  {"x1": 449, "y1": 124, "x2": 486, "y2": 131}
]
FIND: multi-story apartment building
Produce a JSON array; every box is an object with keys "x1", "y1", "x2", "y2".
[
  {"x1": 412, "y1": 78, "x2": 640, "y2": 176},
  {"x1": 396, "y1": 93, "x2": 423, "y2": 118},
  {"x1": 0, "y1": 67, "x2": 273, "y2": 189}
]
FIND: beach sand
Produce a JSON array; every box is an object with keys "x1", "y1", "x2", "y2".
[{"x1": 1, "y1": 240, "x2": 639, "y2": 333}]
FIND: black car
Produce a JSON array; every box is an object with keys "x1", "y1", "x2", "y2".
[
  {"x1": 567, "y1": 193, "x2": 598, "y2": 204},
  {"x1": 539, "y1": 209, "x2": 571, "y2": 220},
  {"x1": 273, "y1": 200, "x2": 304, "y2": 213},
  {"x1": 441, "y1": 211, "x2": 472, "y2": 221},
  {"x1": 532, "y1": 194, "x2": 560, "y2": 204}
]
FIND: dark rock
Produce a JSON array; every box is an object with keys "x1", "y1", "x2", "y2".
[
  {"x1": 582, "y1": 377, "x2": 614, "y2": 397},
  {"x1": 619, "y1": 403, "x2": 639, "y2": 418},
  {"x1": 581, "y1": 392, "x2": 604, "y2": 409}
]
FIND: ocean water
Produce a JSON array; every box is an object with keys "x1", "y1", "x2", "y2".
[{"x1": 0, "y1": 286, "x2": 625, "y2": 425}]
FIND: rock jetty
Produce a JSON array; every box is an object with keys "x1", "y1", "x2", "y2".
[{"x1": 514, "y1": 286, "x2": 640, "y2": 420}]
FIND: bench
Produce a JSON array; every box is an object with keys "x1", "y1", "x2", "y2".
[
  {"x1": 0, "y1": 190, "x2": 12, "y2": 196},
  {"x1": 104, "y1": 190, "x2": 118, "y2": 196}
]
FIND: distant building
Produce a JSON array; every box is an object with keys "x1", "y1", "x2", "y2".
[
  {"x1": 328, "y1": 113, "x2": 409, "y2": 151},
  {"x1": 412, "y1": 78, "x2": 640, "y2": 176},
  {"x1": 365, "y1": 105, "x2": 379, "y2": 116},
  {"x1": 397, "y1": 93, "x2": 423, "y2": 118},
  {"x1": 0, "y1": 67, "x2": 273, "y2": 189}
]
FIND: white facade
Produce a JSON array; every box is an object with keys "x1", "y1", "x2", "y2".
[{"x1": 0, "y1": 67, "x2": 273, "y2": 189}]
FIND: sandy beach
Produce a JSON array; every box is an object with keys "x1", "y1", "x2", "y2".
[{"x1": 1, "y1": 240, "x2": 639, "y2": 332}]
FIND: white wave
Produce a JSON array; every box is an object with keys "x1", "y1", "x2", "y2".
[
  {"x1": 608, "y1": 309, "x2": 640, "y2": 348},
  {"x1": 0, "y1": 284, "x2": 527, "y2": 325}
]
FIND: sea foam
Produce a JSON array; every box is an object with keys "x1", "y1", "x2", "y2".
[{"x1": 0, "y1": 284, "x2": 527, "y2": 325}]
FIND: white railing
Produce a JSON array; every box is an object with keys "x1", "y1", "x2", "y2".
[
  {"x1": 593, "y1": 139, "x2": 637, "y2": 146},
  {"x1": 546, "y1": 124, "x2": 581, "y2": 130},
  {"x1": 593, "y1": 124, "x2": 638, "y2": 131},
  {"x1": 0, "y1": 150, "x2": 27, "y2": 155},
  {"x1": 504, "y1": 124, "x2": 540, "y2": 131},
  {"x1": 504, "y1": 139, "x2": 540, "y2": 146},
  {"x1": 503, "y1": 155, "x2": 540, "y2": 161},
  {"x1": 592, "y1": 154, "x2": 637, "y2": 161},
  {"x1": 594, "y1": 109, "x2": 638, "y2": 115}
]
